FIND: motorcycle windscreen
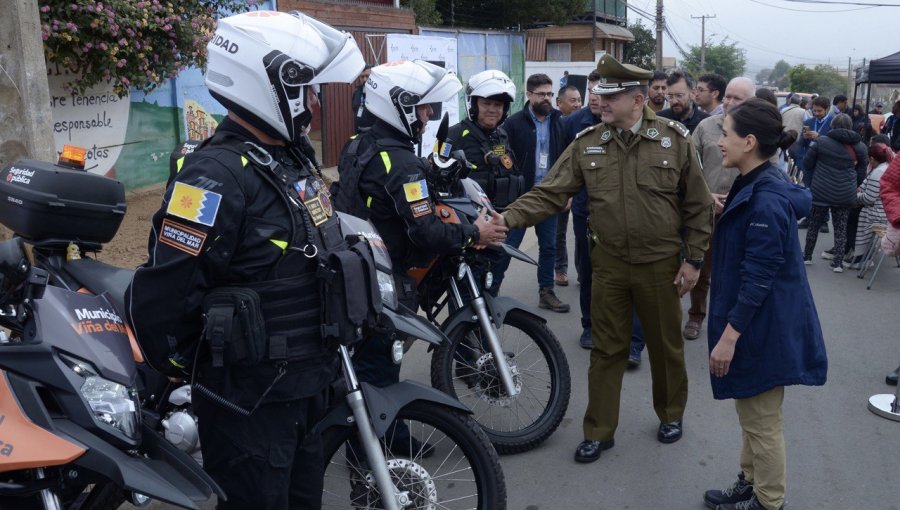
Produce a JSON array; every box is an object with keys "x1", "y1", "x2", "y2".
[
  {"x1": 29, "y1": 286, "x2": 136, "y2": 385},
  {"x1": 336, "y1": 212, "x2": 393, "y2": 272}
]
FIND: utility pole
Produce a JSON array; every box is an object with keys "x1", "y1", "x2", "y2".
[
  {"x1": 0, "y1": 0, "x2": 54, "y2": 166},
  {"x1": 847, "y1": 56, "x2": 853, "y2": 96},
  {"x1": 655, "y1": 0, "x2": 663, "y2": 70},
  {"x1": 691, "y1": 14, "x2": 715, "y2": 72}
]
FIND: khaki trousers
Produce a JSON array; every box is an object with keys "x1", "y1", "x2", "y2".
[
  {"x1": 583, "y1": 246, "x2": 688, "y2": 441},
  {"x1": 735, "y1": 386, "x2": 786, "y2": 510}
]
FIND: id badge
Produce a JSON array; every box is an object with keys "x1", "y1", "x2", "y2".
[{"x1": 539, "y1": 152, "x2": 549, "y2": 169}]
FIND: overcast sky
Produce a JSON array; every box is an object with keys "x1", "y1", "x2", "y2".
[{"x1": 627, "y1": 0, "x2": 899, "y2": 77}]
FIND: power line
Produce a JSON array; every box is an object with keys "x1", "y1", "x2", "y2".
[
  {"x1": 749, "y1": 0, "x2": 877, "y2": 11},
  {"x1": 775, "y1": 0, "x2": 900, "y2": 6}
]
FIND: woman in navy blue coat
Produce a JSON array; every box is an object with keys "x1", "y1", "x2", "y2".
[{"x1": 702, "y1": 99, "x2": 828, "y2": 510}]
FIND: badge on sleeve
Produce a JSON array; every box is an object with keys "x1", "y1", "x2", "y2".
[
  {"x1": 661, "y1": 137, "x2": 672, "y2": 148},
  {"x1": 159, "y1": 219, "x2": 207, "y2": 256},
  {"x1": 410, "y1": 200, "x2": 432, "y2": 218},
  {"x1": 403, "y1": 179, "x2": 429, "y2": 202},
  {"x1": 166, "y1": 182, "x2": 222, "y2": 227}
]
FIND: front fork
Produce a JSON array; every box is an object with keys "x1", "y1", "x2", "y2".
[
  {"x1": 338, "y1": 346, "x2": 405, "y2": 510},
  {"x1": 449, "y1": 263, "x2": 520, "y2": 399}
]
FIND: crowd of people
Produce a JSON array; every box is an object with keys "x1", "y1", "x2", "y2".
[{"x1": 125, "y1": 8, "x2": 898, "y2": 509}]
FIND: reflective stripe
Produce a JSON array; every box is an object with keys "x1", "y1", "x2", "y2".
[
  {"x1": 380, "y1": 151, "x2": 391, "y2": 174},
  {"x1": 462, "y1": 129, "x2": 470, "y2": 137},
  {"x1": 270, "y1": 239, "x2": 288, "y2": 252},
  {"x1": 241, "y1": 156, "x2": 249, "y2": 167},
  {"x1": 366, "y1": 196, "x2": 373, "y2": 208},
  {"x1": 176, "y1": 157, "x2": 185, "y2": 172},
  {"x1": 471, "y1": 163, "x2": 478, "y2": 169},
  {"x1": 350, "y1": 135, "x2": 357, "y2": 140}
]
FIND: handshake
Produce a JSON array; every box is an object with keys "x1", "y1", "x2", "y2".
[{"x1": 474, "y1": 209, "x2": 509, "y2": 248}]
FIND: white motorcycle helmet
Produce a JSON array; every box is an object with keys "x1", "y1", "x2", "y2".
[
  {"x1": 464, "y1": 70, "x2": 516, "y2": 123},
  {"x1": 205, "y1": 10, "x2": 364, "y2": 144},
  {"x1": 364, "y1": 60, "x2": 462, "y2": 141}
]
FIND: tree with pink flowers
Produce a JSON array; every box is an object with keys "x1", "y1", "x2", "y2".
[{"x1": 39, "y1": 0, "x2": 255, "y2": 96}]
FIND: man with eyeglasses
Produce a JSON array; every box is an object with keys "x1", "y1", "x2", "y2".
[
  {"x1": 657, "y1": 69, "x2": 709, "y2": 134},
  {"x1": 682, "y1": 76, "x2": 755, "y2": 342},
  {"x1": 695, "y1": 73, "x2": 726, "y2": 115},
  {"x1": 503, "y1": 73, "x2": 570, "y2": 312}
]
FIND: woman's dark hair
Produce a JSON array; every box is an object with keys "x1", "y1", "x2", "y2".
[
  {"x1": 852, "y1": 103, "x2": 864, "y2": 115},
  {"x1": 754, "y1": 88, "x2": 777, "y2": 106},
  {"x1": 868, "y1": 143, "x2": 893, "y2": 165},
  {"x1": 871, "y1": 134, "x2": 891, "y2": 146},
  {"x1": 727, "y1": 97, "x2": 798, "y2": 158}
]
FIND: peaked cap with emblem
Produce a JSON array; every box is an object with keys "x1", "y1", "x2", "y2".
[{"x1": 591, "y1": 55, "x2": 654, "y2": 96}]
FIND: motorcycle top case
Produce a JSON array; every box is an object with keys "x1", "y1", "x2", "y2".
[{"x1": 0, "y1": 159, "x2": 126, "y2": 243}]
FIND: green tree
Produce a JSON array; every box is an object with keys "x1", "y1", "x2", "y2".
[
  {"x1": 623, "y1": 20, "x2": 656, "y2": 70},
  {"x1": 680, "y1": 38, "x2": 746, "y2": 81},
  {"x1": 403, "y1": 0, "x2": 442, "y2": 26},
  {"x1": 436, "y1": 0, "x2": 585, "y2": 29},
  {"x1": 756, "y1": 67, "x2": 773, "y2": 85},
  {"x1": 40, "y1": 0, "x2": 254, "y2": 96},
  {"x1": 769, "y1": 59, "x2": 791, "y2": 89},
  {"x1": 787, "y1": 64, "x2": 848, "y2": 97}
]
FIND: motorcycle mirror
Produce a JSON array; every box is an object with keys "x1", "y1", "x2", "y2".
[{"x1": 436, "y1": 112, "x2": 449, "y2": 144}]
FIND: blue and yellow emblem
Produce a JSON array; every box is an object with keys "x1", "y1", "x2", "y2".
[
  {"x1": 166, "y1": 182, "x2": 222, "y2": 227},
  {"x1": 403, "y1": 179, "x2": 429, "y2": 203}
]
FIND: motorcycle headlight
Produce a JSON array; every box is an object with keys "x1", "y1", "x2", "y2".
[
  {"x1": 60, "y1": 353, "x2": 141, "y2": 440},
  {"x1": 377, "y1": 270, "x2": 398, "y2": 309}
]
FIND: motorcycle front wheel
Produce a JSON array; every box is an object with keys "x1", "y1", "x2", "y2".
[
  {"x1": 431, "y1": 309, "x2": 571, "y2": 455},
  {"x1": 320, "y1": 400, "x2": 506, "y2": 510}
]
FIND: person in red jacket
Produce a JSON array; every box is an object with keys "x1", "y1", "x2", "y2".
[{"x1": 879, "y1": 156, "x2": 900, "y2": 386}]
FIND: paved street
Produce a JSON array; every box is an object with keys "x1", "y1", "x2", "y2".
[{"x1": 142, "y1": 224, "x2": 899, "y2": 510}]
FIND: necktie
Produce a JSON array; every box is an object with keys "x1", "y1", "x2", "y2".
[{"x1": 621, "y1": 130, "x2": 634, "y2": 145}]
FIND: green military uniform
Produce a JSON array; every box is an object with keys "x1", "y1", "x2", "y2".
[{"x1": 502, "y1": 56, "x2": 714, "y2": 443}]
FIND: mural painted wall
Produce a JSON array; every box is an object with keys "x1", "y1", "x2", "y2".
[{"x1": 47, "y1": 2, "x2": 270, "y2": 191}]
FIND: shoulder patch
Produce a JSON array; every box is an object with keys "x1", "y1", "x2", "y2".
[
  {"x1": 575, "y1": 126, "x2": 596, "y2": 140},
  {"x1": 166, "y1": 182, "x2": 222, "y2": 227},
  {"x1": 403, "y1": 179, "x2": 429, "y2": 202}
]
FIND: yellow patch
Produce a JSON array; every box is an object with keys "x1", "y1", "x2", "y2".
[
  {"x1": 403, "y1": 179, "x2": 429, "y2": 203},
  {"x1": 166, "y1": 182, "x2": 222, "y2": 227}
]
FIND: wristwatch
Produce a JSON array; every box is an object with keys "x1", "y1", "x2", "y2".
[{"x1": 685, "y1": 258, "x2": 704, "y2": 270}]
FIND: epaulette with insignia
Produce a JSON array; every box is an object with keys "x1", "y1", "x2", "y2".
[
  {"x1": 575, "y1": 126, "x2": 596, "y2": 140},
  {"x1": 663, "y1": 119, "x2": 690, "y2": 138}
]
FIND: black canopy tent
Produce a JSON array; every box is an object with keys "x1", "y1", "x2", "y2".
[{"x1": 853, "y1": 50, "x2": 900, "y2": 113}]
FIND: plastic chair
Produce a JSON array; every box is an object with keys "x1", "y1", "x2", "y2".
[{"x1": 856, "y1": 224, "x2": 900, "y2": 290}]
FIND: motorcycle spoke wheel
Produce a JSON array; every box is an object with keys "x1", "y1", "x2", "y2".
[
  {"x1": 320, "y1": 401, "x2": 505, "y2": 510},
  {"x1": 432, "y1": 309, "x2": 570, "y2": 455}
]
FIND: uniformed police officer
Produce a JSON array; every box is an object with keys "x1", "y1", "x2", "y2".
[
  {"x1": 127, "y1": 12, "x2": 367, "y2": 509},
  {"x1": 444, "y1": 70, "x2": 521, "y2": 296},
  {"x1": 493, "y1": 55, "x2": 714, "y2": 463},
  {"x1": 333, "y1": 60, "x2": 507, "y2": 445}
]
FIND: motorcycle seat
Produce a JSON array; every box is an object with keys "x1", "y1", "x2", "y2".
[{"x1": 65, "y1": 258, "x2": 134, "y2": 315}]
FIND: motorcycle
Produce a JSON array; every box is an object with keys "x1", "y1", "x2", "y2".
[
  {"x1": 0, "y1": 234, "x2": 224, "y2": 509},
  {"x1": 410, "y1": 116, "x2": 572, "y2": 454},
  {"x1": 0, "y1": 154, "x2": 506, "y2": 509}
]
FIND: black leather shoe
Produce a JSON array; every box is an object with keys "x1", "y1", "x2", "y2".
[
  {"x1": 658, "y1": 419, "x2": 683, "y2": 444},
  {"x1": 887, "y1": 365, "x2": 899, "y2": 386},
  {"x1": 579, "y1": 328, "x2": 592, "y2": 349},
  {"x1": 573, "y1": 439, "x2": 614, "y2": 463}
]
